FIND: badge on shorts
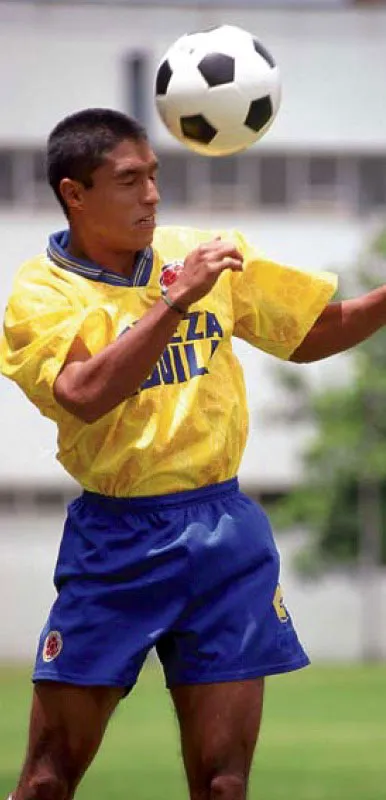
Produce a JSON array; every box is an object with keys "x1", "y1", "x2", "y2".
[
  {"x1": 159, "y1": 260, "x2": 184, "y2": 290},
  {"x1": 42, "y1": 630, "x2": 63, "y2": 662},
  {"x1": 273, "y1": 585, "x2": 289, "y2": 623}
]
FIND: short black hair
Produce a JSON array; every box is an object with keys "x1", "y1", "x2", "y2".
[{"x1": 47, "y1": 108, "x2": 148, "y2": 215}]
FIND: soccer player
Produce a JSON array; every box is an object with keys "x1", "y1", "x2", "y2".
[{"x1": 1, "y1": 108, "x2": 386, "y2": 800}]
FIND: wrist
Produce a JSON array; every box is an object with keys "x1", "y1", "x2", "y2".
[
  {"x1": 163, "y1": 284, "x2": 190, "y2": 314},
  {"x1": 161, "y1": 287, "x2": 189, "y2": 315}
]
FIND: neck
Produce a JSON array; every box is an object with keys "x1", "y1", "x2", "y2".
[{"x1": 66, "y1": 230, "x2": 137, "y2": 276}]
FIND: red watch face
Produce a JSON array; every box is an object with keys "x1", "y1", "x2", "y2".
[{"x1": 160, "y1": 260, "x2": 184, "y2": 290}]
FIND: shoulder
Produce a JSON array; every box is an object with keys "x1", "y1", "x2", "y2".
[
  {"x1": 6, "y1": 252, "x2": 77, "y2": 319},
  {"x1": 7, "y1": 253, "x2": 48, "y2": 309},
  {"x1": 12, "y1": 252, "x2": 47, "y2": 285},
  {"x1": 11, "y1": 251, "x2": 66, "y2": 292}
]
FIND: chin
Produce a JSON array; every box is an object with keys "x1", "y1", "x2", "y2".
[{"x1": 133, "y1": 228, "x2": 156, "y2": 249}]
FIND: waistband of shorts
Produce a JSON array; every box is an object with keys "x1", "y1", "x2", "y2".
[{"x1": 81, "y1": 477, "x2": 240, "y2": 511}]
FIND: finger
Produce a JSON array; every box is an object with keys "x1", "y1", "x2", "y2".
[
  {"x1": 205, "y1": 236, "x2": 222, "y2": 246},
  {"x1": 220, "y1": 256, "x2": 243, "y2": 272},
  {"x1": 206, "y1": 238, "x2": 238, "y2": 252},
  {"x1": 218, "y1": 242, "x2": 244, "y2": 260}
]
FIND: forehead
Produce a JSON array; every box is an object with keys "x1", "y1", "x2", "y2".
[{"x1": 101, "y1": 138, "x2": 157, "y2": 175}]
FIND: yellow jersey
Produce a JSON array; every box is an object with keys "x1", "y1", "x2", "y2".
[{"x1": 0, "y1": 226, "x2": 337, "y2": 497}]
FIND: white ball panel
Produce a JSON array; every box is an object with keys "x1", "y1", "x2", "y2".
[
  {"x1": 200, "y1": 25, "x2": 255, "y2": 58},
  {"x1": 162, "y1": 92, "x2": 211, "y2": 126},
  {"x1": 237, "y1": 74, "x2": 281, "y2": 114},
  {"x1": 241, "y1": 66, "x2": 281, "y2": 115},
  {"x1": 165, "y1": 61, "x2": 210, "y2": 116},
  {"x1": 167, "y1": 46, "x2": 198, "y2": 76},
  {"x1": 167, "y1": 25, "x2": 255, "y2": 64},
  {"x1": 155, "y1": 95, "x2": 183, "y2": 141},
  {"x1": 267, "y1": 67, "x2": 282, "y2": 114},
  {"x1": 235, "y1": 54, "x2": 271, "y2": 94},
  {"x1": 194, "y1": 84, "x2": 250, "y2": 129},
  {"x1": 178, "y1": 137, "x2": 217, "y2": 156},
  {"x1": 209, "y1": 125, "x2": 258, "y2": 156},
  {"x1": 166, "y1": 31, "x2": 206, "y2": 59}
]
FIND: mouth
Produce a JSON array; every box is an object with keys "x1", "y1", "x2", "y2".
[{"x1": 136, "y1": 214, "x2": 156, "y2": 228}]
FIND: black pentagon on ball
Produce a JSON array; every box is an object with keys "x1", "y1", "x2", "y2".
[
  {"x1": 155, "y1": 60, "x2": 173, "y2": 95},
  {"x1": 180, "y1": 114, "x2": 217, "y2": 144},
  {"x1": 244, "y1": 96, "x2": 273, "y2": 133},
  {"x1": 253, "y1": 38, "x2": 276, "y2": 68},
  {"x1": 198, "y1": 53, "x2": 235, "y2": 87}
]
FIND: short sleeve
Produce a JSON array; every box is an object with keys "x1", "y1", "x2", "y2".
[
  {"x1": 0, "y1": 274, "x2": 113, "y2": 420},
  {"x1": 230, "y1": 231, "x2": 338, "y2": 360}
]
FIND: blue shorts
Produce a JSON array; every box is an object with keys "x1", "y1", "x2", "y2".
[{"x1": 33, "y1": 478, "x2": 309, "y2": 690}]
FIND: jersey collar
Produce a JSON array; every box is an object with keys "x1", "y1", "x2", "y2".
[{"x1": 47, "y1": 230, "x2": 154, "y2": 287}]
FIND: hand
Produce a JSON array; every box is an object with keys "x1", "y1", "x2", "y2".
[{"x1": 167, "y1": 238, "x2": 243, "y2": 308}]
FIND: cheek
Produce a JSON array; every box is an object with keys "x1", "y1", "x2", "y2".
[
  {"x1": 86, "y1": 194, "x2": 126, "y2": 227},
  {"x1": 84, "y1": 192, "x2": 109, "y2": 217},
  {"x1": 83, "y1": 188, "x2": 138, "y2": 236},
  {"x1": 105, "y1": 191, "x2": 136, "y2": 219}
]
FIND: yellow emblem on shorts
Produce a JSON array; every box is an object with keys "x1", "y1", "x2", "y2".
[{"x1": 273, "y1": 585, "x2": 289, "y2": 623}]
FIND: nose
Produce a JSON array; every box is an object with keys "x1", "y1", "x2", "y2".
[{"x1": 143, "y1": 176, "x2": 160, "y2": 205}]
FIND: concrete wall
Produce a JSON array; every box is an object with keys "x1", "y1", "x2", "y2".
[{"x1": 0, "y1": 3, "x2": 384, "y2": 150}]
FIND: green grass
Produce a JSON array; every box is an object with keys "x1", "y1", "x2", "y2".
[{"x1": 0, "y1": 661, "x2": 385, "y2": 799}]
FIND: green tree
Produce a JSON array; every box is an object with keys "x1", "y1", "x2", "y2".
[{"x1": 269, "y1": 227, "x2": 386, "y2": 576}]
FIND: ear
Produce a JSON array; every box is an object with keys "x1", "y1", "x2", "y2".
[{"x1": 59, "y1": 178, "x2": 85, "y2": 212}]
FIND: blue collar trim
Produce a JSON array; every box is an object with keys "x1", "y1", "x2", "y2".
[{"x1": 47, "y1": 230, "x2": 153, "y2": 287}]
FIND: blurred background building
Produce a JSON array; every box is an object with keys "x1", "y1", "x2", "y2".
[{"x1": 0, "y1": 0, "x2": 385, "y2": 660}]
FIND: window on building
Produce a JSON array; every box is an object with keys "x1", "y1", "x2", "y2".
[
  {"x1": 12, "y1": 150, "x2": 36, "y2": 205},
  {"x1": 32, "y1": 149, "x2": 46, "y2": 184},
  {"x1": 123, "y1": 51, "x2": 149, "y2": 127},
  {"x1": 1, "y1": 145, "x2": 385, "y2": 217},
  {"x1": 158, "y1": 153, "x2": 188, "y2": 205},
  {"x1": 259, "y1": 156, "x2": 288, "y2": 206},
  {"x1": 0, "y1": 151, "x2": 13, "y2": 202},
  {"x1": 208, "y1": 156, "x2": 242, "y2": 208},
  {"x1": 191, "y1": 154, "x2": 251, "y2": 209},
  {"x1": 358, "y1": 157, "x2": 386, "y2": 211},
  {"x1": 0, "y1": 489, "x2": 77, "y2": 514},
  {"x1": 32, "y1": 149, "x2": 55, "y2": 207},
  {"x1": 308, "y1": 156, "x2": 337, "y2": 188},
  {"x1": 295, "y1": 155, "x2": 342, "y2": 208},
  {"x1": 209, "y1": 157, "x2": 238, "y2": 187}
]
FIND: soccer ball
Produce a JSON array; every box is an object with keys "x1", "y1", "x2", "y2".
[{"x1": 155, "y1": 25, "x2": 281, "y2": 157}]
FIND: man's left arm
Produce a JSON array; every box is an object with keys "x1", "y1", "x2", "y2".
[{"x1": 290, "y1": 286, "x2": 386, "y2": 363}]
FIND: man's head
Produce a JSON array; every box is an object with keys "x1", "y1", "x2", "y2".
[{"x1": 47, "y1": 108, "x2": 160, "y2": 252}]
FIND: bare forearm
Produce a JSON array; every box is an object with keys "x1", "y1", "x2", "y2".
[
  {"x1": 55, "y1": 298, "x2": 183, "y2": 421},
  {"x1": 291, "y1": 286, "x2": 386, "y2": 363}
]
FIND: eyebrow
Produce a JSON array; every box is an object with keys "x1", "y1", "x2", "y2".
[{"x1": 114, "y1": 160, "x2": 159, "y2": 180}]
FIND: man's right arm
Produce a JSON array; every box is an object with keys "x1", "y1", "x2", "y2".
[{"x1": 53, "y1": 238, "x2": 243, "y2": 423}]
